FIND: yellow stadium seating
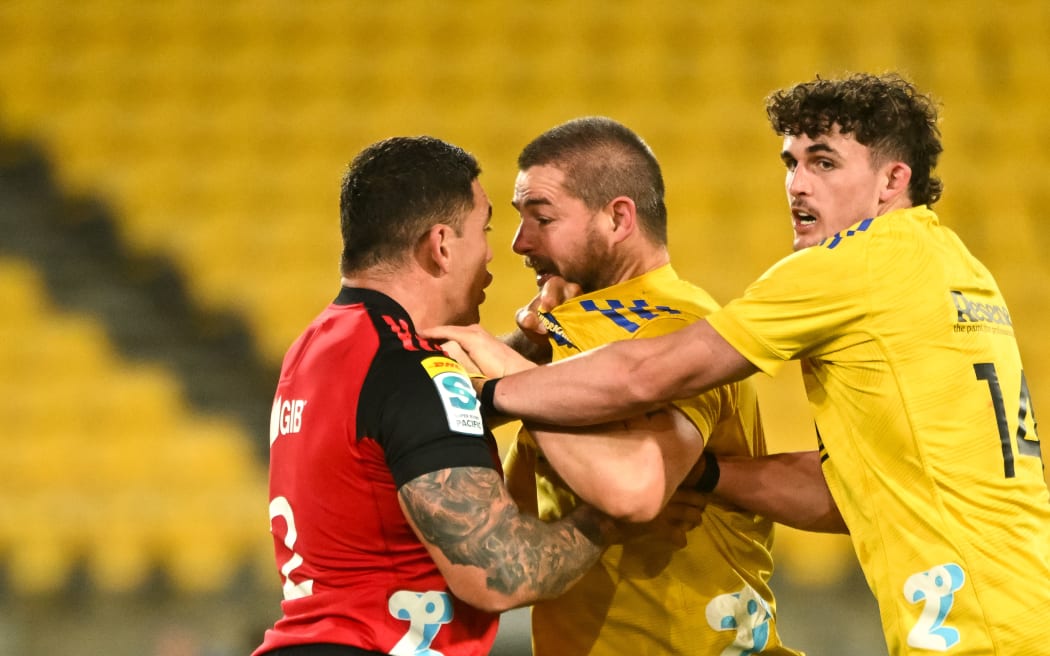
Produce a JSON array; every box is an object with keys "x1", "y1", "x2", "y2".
[
  {"x1": 0, "y1": 259, "x2": 269, "y2": 593},
  {"x1": 1, "y1": 0, "x2": 1048, "y2": 597}
]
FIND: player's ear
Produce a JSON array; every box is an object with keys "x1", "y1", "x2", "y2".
[
  {"x1": 879, "y1": 162, "x2": 912, "y2": 204},
  {"x1": 419, "y1": 223, "x2": 455, "y2": 274},
  {"x1": 607, "y1": 196, "x2": 637, "y2": 244}
]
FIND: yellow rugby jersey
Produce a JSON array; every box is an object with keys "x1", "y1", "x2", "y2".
[
  {"x1": 508, "y1": 265, "x2": 802, "y2": 656},
  {"x1": 707, "y1": 207, "x2": 1050, "y2": 655}
]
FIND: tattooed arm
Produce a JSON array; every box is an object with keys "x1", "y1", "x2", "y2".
[{"x1": 398, "y1": 466, "x2": 614, "y2": 613}]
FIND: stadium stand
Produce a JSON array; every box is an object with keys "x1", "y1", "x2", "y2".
[
  {"x1": 0, "y1": 258, "x2": 269, "y2": 594},
  {"x1": 0, "y1": 1, "x2": 1047, "y2": 653}
]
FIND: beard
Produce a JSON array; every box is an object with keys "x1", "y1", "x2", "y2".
[{"x1": 525, "y1": 228, "x2": 614, "y2": 294}]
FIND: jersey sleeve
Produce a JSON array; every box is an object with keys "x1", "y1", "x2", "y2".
[
  {"x1": 706, "y1": 244, "x2": 870, "y2": 376},
  {"x1": 635, "y1": 315, "x2": 724, "y2": 444},
  {"x1": 360, "y1": 350, "x2": 498, "y2": 488}
]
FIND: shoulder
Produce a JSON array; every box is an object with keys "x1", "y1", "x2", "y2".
[
  {"x1": 753, "y1": 217, "x2": 885, "y2": 287},
  {"x1": 327, "y1": 287, "x2": 450, "y2": 367},
  {"x1": 632, "y1": 312, "x2": 702, "y2": 339},
  {"x1": 819, "y1": 216, "x2": 878, "y2": 250},
  {"x1": 334, "y1": 290, "x2": 465, "y2": 406}
]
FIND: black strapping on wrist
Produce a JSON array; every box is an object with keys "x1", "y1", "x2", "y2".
[
  {"x1": 479, "y1": 377, "x2": 501, "y2": 416},
  {"x1": 695, "y1": 451, "x2": 720, "y2": 493}
]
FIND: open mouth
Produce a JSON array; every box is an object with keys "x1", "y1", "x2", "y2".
[
  {"x1": 789, "y1": 214, "x2": 814, "y2": 228},
  {"x1": 534, "y1": 271, "x2": 555, "y2": 287},
  {"x1": 793, "y1": 209, "x2": 817, "y2": 228},
  {"x1": 525, "y1": 257, "x2": 557, "y2": 288}
]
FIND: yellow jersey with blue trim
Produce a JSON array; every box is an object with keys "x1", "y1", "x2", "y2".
[
  {"x1": 706, "y1": 206, "x2": 1050, "y2": 655},
  {"x1": 507, "y1": 264, "x2": 803, "y2": 656}
]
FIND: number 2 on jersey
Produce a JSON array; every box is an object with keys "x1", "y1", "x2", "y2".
[
  {"x1": 270, "y1": 496, "x2": 315, "y2": 600},
  {"x1": 904, "y1": 563, "x2": 965, "y2": 651},
  {"x1": 973, "y1": 364, "x2": 1041, "y2": 477}
]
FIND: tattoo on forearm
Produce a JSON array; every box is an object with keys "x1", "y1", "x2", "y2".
[{"x1": 401, "y1": 467, "x2": 605, "y2": 598}]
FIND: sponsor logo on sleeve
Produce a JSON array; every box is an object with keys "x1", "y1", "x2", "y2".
[
  {"x1": 421, "y1": 356, "x2": 484, "y2": 436},
  {"x1": 950, "y1": 290, "x2": 1013, "y2": 336}
]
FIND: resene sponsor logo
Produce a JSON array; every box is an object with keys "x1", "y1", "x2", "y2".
[{"x1": 950, "y1": 290, "x2": 1012, "y2": 326}]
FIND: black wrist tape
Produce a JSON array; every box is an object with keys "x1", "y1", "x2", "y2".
[
  {"x1": 695, "y1": 451, "x2": 720, "y2": 493},
  {"x1": 480, "y1": 377, "x2": 501, "y2": 415}
]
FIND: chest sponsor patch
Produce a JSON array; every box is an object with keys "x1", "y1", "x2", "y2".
[{"x1": 421, "y1": 356, "x2": 484, "y2": 436}]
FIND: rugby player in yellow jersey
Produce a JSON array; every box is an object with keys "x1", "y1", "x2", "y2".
[
  {"x1": 429, "y1": 74, "x2": 1050, "y2": 655},
  {"x1": 484, "y1": 116, "x2": 804, "y2": 655}
]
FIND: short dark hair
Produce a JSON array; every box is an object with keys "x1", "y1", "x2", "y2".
[
  {"x1": 340, "y1": 136, "x2": 481, "y2": 273},
  {"x1": 765, "y1": 72, "x2": 944, "y2": 207},
  {"x1": 518, "y1": 117, "x2": 668, "y2": 244}
]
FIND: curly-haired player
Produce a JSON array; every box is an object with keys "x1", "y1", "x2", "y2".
[{"x1": 433, "y1": 73, "x2": 1050, "y2": 655}]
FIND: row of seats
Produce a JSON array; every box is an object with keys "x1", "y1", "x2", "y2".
[
  {"x1": 3, "y1": 1, "x2": 1047, "y2": 55},
  {"x1": 1, "y1": 0, "x2": 1048, "y2": 594},
  {"x1": 0, "y1": 259, "x2": 272, "y2": 593}
]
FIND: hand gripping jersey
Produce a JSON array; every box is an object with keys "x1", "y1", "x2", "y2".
[
  {"x1": 707, "y1": 207, "x2": 1050, "y2": 655},
  {"x1": 506, "y1": 265, "x2": 802, "y2": 656},
  {"x1": 254, "y1": 287, "x2": 502, "y2": 656}
]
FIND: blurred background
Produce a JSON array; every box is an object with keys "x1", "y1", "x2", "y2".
[{"x1": 0, "y1": 0, "x2": 1047, "y2": 654}]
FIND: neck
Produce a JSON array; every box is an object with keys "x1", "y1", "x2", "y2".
[
  {"x1": 341, "y1": 271, "x2": 443, "y2": 331},
  {"x1": 877, "y1": 195, "x2": 917, "y2": 217},
  {"x1": 602, "y1": 242, "x2": 670, "y2": 288}
]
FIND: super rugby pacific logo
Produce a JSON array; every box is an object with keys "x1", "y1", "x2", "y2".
[{"x1": 421, "y1": 356, "x2": 484, "y2": 436}]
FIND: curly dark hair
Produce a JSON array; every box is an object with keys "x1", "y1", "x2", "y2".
[
  {"x1": 340, "y1": 136, "x2": 481, "y2": 273},
  {"x1": 765, "y1": 73, "x2": 943, "y2": 206}
]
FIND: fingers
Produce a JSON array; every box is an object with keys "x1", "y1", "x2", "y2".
[
  {"x1": 616, "y1": 516, "x2": 691, "y2": 549},
  {"x1": 515, "y1": 306, "x2": 548, "y2": 339},
  {"x1": 439, "y1": 340, "x2": 481, "y2": 376},
  {"x1": 668, "y1": 486, "x2": 709, "y2": 508},
  {"x1": 664, "y1": 525, "x2": 689, "y2": 549},
  {"x1": 516, "y1": 287, "x2": 550, "y2": 339},
  {"x1": 539, "y1": 277, "x2": 581, "y2": 310},
  {"x1": 421, "y1": 323, "x2": 537, "y2": 378},
  {"x1": 663, "y1": 501, "x2": 705, "y2": 529},
  {"x1": 516, "y1": 276, "x2": 580, "y2": 343}
]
